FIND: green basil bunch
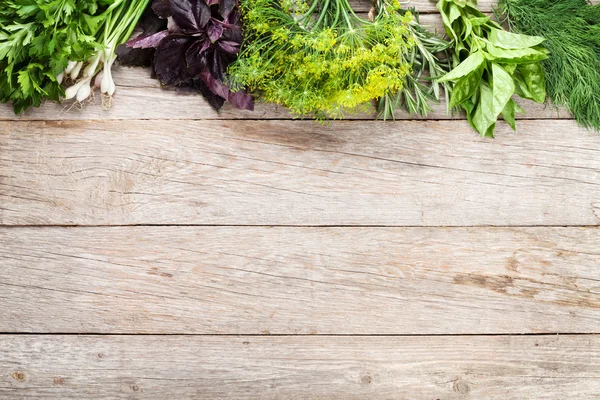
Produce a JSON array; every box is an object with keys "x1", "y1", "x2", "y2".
[{"x1": 437, "y1": 0, "x2": 547, "y2": 137}]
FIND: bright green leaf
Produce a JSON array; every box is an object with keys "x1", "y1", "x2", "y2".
[
  {"x1": 492, "y1": 63, "x2": 515, "y2": 117},
  {"x1": 486, "y1": 43, "x2": 549, "y2": 63},
  {"x1": 472, "y1": 84, "x2": 496, "y2": 136},
  {"x1": 449, "y1": 66, "x2": 482, "y2": 107},
  {"x1": 438, "y1": 51, "x2": 485, "y2": 82},
  {"x1": 488, "y1": 29, "x2": 545, "y2": 50},
  {"x1": 518, "y1": 63, "x2": 546, "y2": 103},
  {"x1": 17, "y1": 69, "x2": 32, "y2": 96},
  {"x1": 501, "y1": 98, "x2": 517, "y2": 131}
]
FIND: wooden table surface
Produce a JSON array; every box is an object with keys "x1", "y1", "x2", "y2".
[{"x1": 1, "y1": 2, "x2": 600, "y2": 398}]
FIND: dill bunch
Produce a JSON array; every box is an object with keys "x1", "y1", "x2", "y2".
[
  {"x1": 498, "y1": 0, "x2": 600, "y2": 130},
  {"x1": 228, "y1": 0, "x2": 415, "y2": 118}
]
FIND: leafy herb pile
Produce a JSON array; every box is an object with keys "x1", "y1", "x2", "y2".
[
  {"x1": 227, "y1": 0, "x2": 415, "y2": 118},
  {"x1": 437, "y1": 0, "x2": 548, "y2": 137},
  {"x1": 0, "y1": 0, "x2": 149, "y2": 113},
  {"x1": 498, "y1": 0, "x2": 600, "y2": 130},
  {"x1": 126, "y1": 0, "x2": 253, "y2": 111}
]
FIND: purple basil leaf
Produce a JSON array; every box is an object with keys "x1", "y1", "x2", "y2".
[
  {"x1": 219, "y1": 0, "x2": 236, "y2": 19},
  {"x1": 221, "y1": 25, "x2": 242, "y2": 44},
  {"x1": 207, "y1": 0, "x2": 220, "y2": 5},
  {"x1": 207, "y1": 21, "x2": 224, "y2": 42},
  {"x1": 117, "y1": 9, "x2": 168, "y2": 67},
  {"x1": 185, "y1": 40, "x2": 209, "y2": 75},
  {"x1": 218, "y1": 40, "x2": 239, "y2": 55},
  {"x1": 152, "y1": 0, "x2": 172, "y2": 18},
  {"x1": 229, "y1": 90, "x2": 254, "y2": 111},
  {"x1": 209, "y1": 49, "x2": 226, "y2": 81},
  {"x1": 154, "y1": 34, "x2": 194, "y2": 85},
  {"x1": 171, "y1": 0, "x2": 211, "y2": 33},
  {"x1": 227, "y1": 9, "x2": 241, "y2": 25},
  {"x1": 127, "y1": 30, "x2": 169, "y2": 49},
  {"x1": 200, "y1": 69, "x2": 229, "y2": 100},
  {"x1": 193, "y1": 77, "x2": 225, "y2": 111}
]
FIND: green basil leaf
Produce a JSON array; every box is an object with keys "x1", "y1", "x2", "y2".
[
  {"x1": 472, "y1": 83, "x2": 496, "y2": 136},
  {"x1": 439, "y1": 1, "x2": 459, "y2": 42},
  {"x1": 453, "y1": 0, "x2": 470, "y2": 8},
  {"x1": 449, "y1": 66, "x2": 482, "y2": 107},
  {"x1": 501, "y1": 98, "x2": 517, "y2": 131},
  {"x1": 449, "y1": 3, "x2": 462, "y2": 24},
  {"x1": 518, "y1": 63, "x2": 546, "y2": 103},
  {"x1": 438, "y1": 51, "x2": 485, "y2": 82},
  {"x1": 503, "y1": 64, "x2": 517, "y2": 74},
  {"x1": 492, "y1": 63, "x2": 515, "y2": 117},
  {"x1": 486, "y1": 43, "x2": 549, "y2": 63},
  {"x1": 488, "y1": 29, "x2": 545, "y2": 50},
  {"x1": 469, "y1": 17, "x2": 490, "y2": 27}
]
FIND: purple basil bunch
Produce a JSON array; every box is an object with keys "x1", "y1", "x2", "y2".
[{"x1": 128, "y1": 0, "x2": 253, "y2": 111}]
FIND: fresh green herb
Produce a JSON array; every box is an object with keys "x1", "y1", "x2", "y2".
[
  {"x1": 378, "y1": 9, "x2": 453, "y2": 119},
  {"x1": 436, "y1": 0, "x2": 548, "y2": 137},
  {"x1": 0, "y1": 0, "x2": 149, "y2": 114},
  {"x1": 498, "y1": 0, "x2": 600, "y2": 130},
  {"x1": 0, "y1": 1, "x2": 102, "y2": 113},
  {"x1": 228, "y1": 0, "x2": 415, "y2": 119}
]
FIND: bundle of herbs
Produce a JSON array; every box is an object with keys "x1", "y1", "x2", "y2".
[
  {"x1": 125, "y1": 0, "x2": 253, "y2": 111},
  {"x1": 378, "y1": 8, "x2": 453, "y2": 119},
  {"x1": 498, "y1": 0, "x2": 600, "y2": 130},
  {"x1": 228, "y1": 0, "x2": 416, "y2": 119},
  {"x1": 436, "y1": 0, "x2": 548, "y2": 137},
  {"x1": 0, "y1": 0, "x2": 150, "y2": 113}
]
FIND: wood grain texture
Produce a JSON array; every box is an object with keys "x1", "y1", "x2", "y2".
[
  {"x1": 1, "y1": 119, "x2": 599, "y2": 226},
  {"x1": 0, "y1": 14, "x2": 569, "y2": 122},
  {"x1": 1, "y1": 226, "x2": 599, "y2": 334},
  {"x1": 1, "y1": 335, "x2": 599, "y2": 399}
]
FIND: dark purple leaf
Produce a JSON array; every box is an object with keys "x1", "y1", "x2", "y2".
[
  {"x1": 152, "y1": 0, "x2": 172, "y2": 18},
  {"x1": 221, "y1": 25, "x2": 242, "y2": 44},
  {"x1": 218, "y1": 40, "x2": 239, "y2": 55},
  {"x1": 228, "y1": 90, "x2": 254, "y2": 110},
  {"x1": 185, "y1": 40, "x2": 209, "y2": 74},
  {"x1": 193, "y1": 78, "x2": 225, "y2": 111},
  {"x1": 154, "y1": 35, "x2": 194, "y2": 85},
  {"x1": 171, "y1": 0, "x2": 211, "y2": 33},
  {"x1": 127, "y1": 30, "x2": 169, "y2": 49},
  {"x1": 207, "y1": 0, "x2": 219, "y2": 5},
  {"x1": 118, "y1": 10, "x2": 168, "y2": 67},
  {"x1": 225, "y1": 9, "x2": 241, "y2": 25},
  {"x1": 207, "y1": 21, "x2": 224, "y2": 42},
  {"x1": 209, "y1": 49, "x2": 226, "y2": 81},
  {"x1": 200, "y1": 69, "x2": 229, "y2": 100},
  {"x1": 220, "y1": 0, "x2": 236, "y2": 18}
]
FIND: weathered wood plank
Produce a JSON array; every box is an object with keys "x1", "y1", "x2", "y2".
[
  {"x1": 1, "y1": 335, "x2": 599, "y2": 399},
  {"x1": 0, "y1": 14, "x2": 568, "y2": 121},
  {"x1": 1, "y1": 119, "x2": 599, "y2": 226},
  {"x1": 1, "y1": 226, "x2": 599, "y2": 334}
]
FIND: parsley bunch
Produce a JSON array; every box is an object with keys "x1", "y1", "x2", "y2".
[
  {"x1": 228, "y1": 0, "x2": 415, "y2": 119},
  {"x1": 0, "y1": 1, "x2": 102, "y2": 113},
  {"x1": 0, "y1": 0, "x2": 149, "y2": 114}
]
